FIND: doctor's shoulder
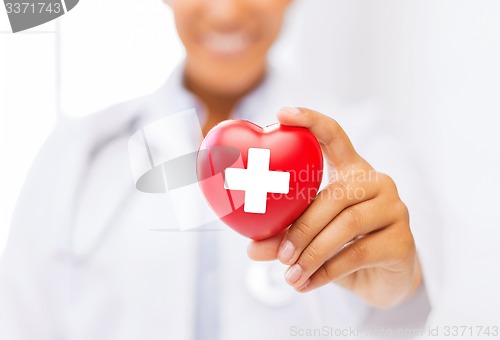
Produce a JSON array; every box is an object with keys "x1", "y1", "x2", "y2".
[
  {"x1": 2, "y1": 96, "x2": 144, "y2": 251},
  {"x1": 59, "y1": 96, "x2": 148, "y2": 141},
  {"x1": 12, "y1": 95, "x2": 150, "y2": 215}
]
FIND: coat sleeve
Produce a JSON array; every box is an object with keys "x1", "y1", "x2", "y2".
[
  {"x1": 354, "y1": 117, "x2": 444, "y2": 309},
  {"x1": 314, "y1": 103, "x2": 443, "y2": 330}
]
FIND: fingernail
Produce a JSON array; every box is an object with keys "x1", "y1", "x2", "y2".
[
  {"x1": 280, "y1": 106, "x2": 301, "y2": 115},
  {"x1": 285, "y1": 264, "x2": 302, "y2": 284},
  {"x1": 278, "y1": 240, "x2": 295, "y2": 263}
]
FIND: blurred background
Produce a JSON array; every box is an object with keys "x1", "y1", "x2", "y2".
[{"x1": 1, "y1": 0, "x2": 499, "y2": 327}]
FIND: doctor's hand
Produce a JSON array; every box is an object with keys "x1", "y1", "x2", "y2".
[{"x1": 248, "y1": 107, "x2": 422, "y2": 309}]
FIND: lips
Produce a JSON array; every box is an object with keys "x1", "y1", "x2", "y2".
[
  {"x1": 201, "y1": 32, "x2": 254, "y2": 56},
  {"x1": 196, "y1": 120, "x2": 324, "y2": 240}
]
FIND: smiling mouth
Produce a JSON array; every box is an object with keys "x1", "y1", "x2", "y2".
[{"x1": 201, "y1": 32, "x2": 254, "y2": 57}]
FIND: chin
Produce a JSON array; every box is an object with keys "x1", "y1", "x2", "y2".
[
  {"x1": 210, "y1": 60, "x2": 266, "y2": 90},
  {"x1": 186, "y1": 48, "x2": 268, "y2": 96}
]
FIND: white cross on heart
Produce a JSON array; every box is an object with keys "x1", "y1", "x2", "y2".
[{"x1": 224, "y1": 148, "x2": 290, "y2": 214}]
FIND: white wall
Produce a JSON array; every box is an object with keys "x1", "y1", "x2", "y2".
[{"x1": 58, "y1": 0, "x2": 184, "y2": 118}]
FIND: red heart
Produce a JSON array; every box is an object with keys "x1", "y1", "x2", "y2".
[{"x1": 196, "y1": 120, "x2": 323, "y2": 240}]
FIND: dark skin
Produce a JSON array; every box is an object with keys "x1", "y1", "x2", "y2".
[
  {"x1": 165, "y1": 0, "x2": 282, "y2": 135},
  {"x1": 184, "y1": 71, "x2": 233, "y2": 135},
  {"x1": 184, "y1": 70, "x2": 265, "y2": 136}
]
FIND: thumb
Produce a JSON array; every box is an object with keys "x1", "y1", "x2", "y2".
[{"x1": 277, "y1": 107, "x2": 360, "y2": 168}]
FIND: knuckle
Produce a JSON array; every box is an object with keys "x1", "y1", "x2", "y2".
[
  {"x1": 292, "y1": 220, "x2": 313, "y2": 240},
  {"x1": 343, "y1": 206, "x2": 364, "y2": 230},
  {"x1": 319, "y1": 116, "x2": 341, "y2": 145},
  {"x1": 396, "y1": 201, "x2": 410, "y2": 222},
  {"x1": 380, "y1": 173, "x2": 397, "y2": 192},
  {"x1": 325, "y1": 179, "x2": 349, "y2": 200},
  {"x1": 347, "y1": 242, "x2": 369, "y2": 264},
  {"x1": 393, "y1": 225, "x2": 416, "y2": 260},
  {"x1": 335, "y1": 178, "x2": 350, "y2": 190},
  {"x1": 318, "y1": 263, "x2": 335, "y2": 282},
  {"x1": 309, "y1": 108, "x2": 320, "y2": 123},
  {"x1": 304, "y1": 108, "x2": 321, "y2": 128},
  {"x1": 402, "y1": 231, "x2": 416, "y2": 258},
  {"x1": 301, "y1": 245, "x2": 321, "y2": 264},
  {"x1": 329, "y1": 120, "x2": 342, "y2": 136}
]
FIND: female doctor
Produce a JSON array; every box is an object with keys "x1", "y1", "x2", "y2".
[{"x1": 0, "y1": 0, "x2": 441, "y2": 339}]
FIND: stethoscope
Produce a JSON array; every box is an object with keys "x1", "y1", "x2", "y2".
[
  {"x1": 64, "y1": 114, "x2": 143, "y2": 266},
  {"x1": 244, "y1": 260, "x2": 326, "y2": 325}
]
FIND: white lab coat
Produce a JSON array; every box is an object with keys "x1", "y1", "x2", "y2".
[{"x1": 0, "y1": 63, "x2": 441, "y2": 340}]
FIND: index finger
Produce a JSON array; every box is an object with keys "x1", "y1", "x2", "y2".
[{"x1": 277, "y1": 107, "x2": 359, "y2": 168}]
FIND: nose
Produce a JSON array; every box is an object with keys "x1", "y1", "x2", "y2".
[{"x1": 205, "y1": 0, "x2": 245, "y2": 31}]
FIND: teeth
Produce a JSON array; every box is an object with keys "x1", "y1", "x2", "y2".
[{"x1": 203, "y1": 32, "x2": 252, "y2": 55}]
